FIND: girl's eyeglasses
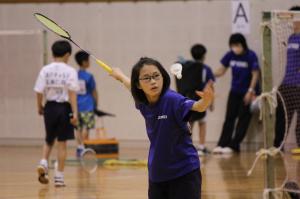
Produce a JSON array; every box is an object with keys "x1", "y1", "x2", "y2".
[{"x1": 139, "y1": 74, "x2": 161, "y2": 83}]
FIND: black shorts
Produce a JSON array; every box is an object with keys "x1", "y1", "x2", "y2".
[
  {"x1": 148, "y1": 169, "x2": 202, "y2": 199},
  {"x1": 43, "y1": 101, "x2": 74, "y2": 145},
  {"x1": 189, "y1": 111, "x2": 206, "y2": 123}
]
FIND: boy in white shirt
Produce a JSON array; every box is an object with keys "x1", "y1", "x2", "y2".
[{"x1": 34, "y1": 40, "x2": 79, "y2": 187}]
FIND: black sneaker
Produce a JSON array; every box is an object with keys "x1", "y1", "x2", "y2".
[{"x1": 284, "y1": 181, "x2": 300, "y2": 199}]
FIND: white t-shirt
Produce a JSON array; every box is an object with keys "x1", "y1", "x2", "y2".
[{"x1": 34, "y1": 62, "x2": 79, "y2": 102}]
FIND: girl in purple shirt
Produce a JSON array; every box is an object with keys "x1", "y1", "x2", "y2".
[{"x1": 110, "y1": 57, "x2": 213, "y2": 199}]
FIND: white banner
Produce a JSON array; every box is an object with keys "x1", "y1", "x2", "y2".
[{"x1": 232, "y1": 0, "x2": 250, "y2": 34}]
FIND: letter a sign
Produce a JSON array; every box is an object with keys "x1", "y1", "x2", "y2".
[{"x1": 232, "y1": 0, "x2": 250, "y2": 34}]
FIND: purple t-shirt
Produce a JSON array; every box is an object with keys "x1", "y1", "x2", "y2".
[
  {"x1": 282, "y1": 33, "x2": 300, "y2": 86},
  {"x1": 136, "y1": 89, "x2": 200, "y2": 182},
  {"x1": 221, "y1": 49, "x2": 260, "y2": 94}
]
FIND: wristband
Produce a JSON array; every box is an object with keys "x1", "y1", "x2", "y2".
[{"x1": 248, "y1": 88, "x2": 255, "y2": 94}]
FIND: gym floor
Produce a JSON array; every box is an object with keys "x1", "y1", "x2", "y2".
[{"x1": 1, "y1": 145, "x2": 297, "y2": 199}]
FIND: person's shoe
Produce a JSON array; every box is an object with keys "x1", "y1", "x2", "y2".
[
  {"x1": 197, "y1": 147, "x2": 210, "y2": 156},
  {"x1": 37, "y1": 164, "x2": 49, "y2": 184},
  {"x1": 221, "y1": 147, "x2": 234, "y2": 154},
  {"x1": 201, "y1": 147, "x2": 211, "y2": 154},
  {"x1": 197, "y1": 150, "x2": 204, "y2": 156},
  {"x1": 76, "y1": 147, "x2": 84, "y2": 158},
  {"x1": 54, "y1": 175, "x2": 66, "y2": 187},
  {"x1": 212, "y1": 146, "x2": 223, "y2": 154},
  {"x1": 284, "y1": 181, "x2": 300, "y2": 199}
]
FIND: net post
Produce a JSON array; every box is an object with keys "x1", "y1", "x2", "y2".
[
  {"x1": 42, "y1": 30, "x2": 48, "y2": 65},
  {"x1": 262, "y1": 11, "x2": 275, "y2": 199}
]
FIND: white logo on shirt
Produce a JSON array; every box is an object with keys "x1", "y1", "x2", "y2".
[
  {"x1": 230, "y1": 60, "x2": 248, "y2": 68},
  {"x1": 288, "y1": 43, "x2": 300, "y2": 50},
  {"x1": 157, "y1": 115, "x2": 168, "y2": 120},
  {"x1": 78, "y1": 80, "x2": 87, "y2": 95}
]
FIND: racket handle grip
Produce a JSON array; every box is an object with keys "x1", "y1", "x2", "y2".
[{"x1": 96, "y1": 59, "x2": 112, "y2": 74}]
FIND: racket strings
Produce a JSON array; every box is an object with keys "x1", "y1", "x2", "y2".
[{"x1": 81, "y1": 149, "x2": 98, "y2": 173}]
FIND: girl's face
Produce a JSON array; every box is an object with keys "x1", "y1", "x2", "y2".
[
  {"x1": 231, "y1": 43, "x2": 244, "y2": 55},
  {"x1": 138, "y1": 64, "x2": 164, "y2": 103}
]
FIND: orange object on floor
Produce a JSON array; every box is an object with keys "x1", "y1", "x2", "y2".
[{"x1": 84, "y1": 138, "x2": 119, "y2": 159}]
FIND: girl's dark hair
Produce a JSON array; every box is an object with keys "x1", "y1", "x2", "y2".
[
  {"x1": 191, "y1": 44, "x2": 207, "y2": 61},
  {"x1": 131, "y1": 57, "x2": 170, "y2": 104},
  {"x1": 229, "y1": 33, "x2": 248, "y2": 51}
]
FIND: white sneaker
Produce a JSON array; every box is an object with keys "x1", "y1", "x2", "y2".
[
  {"x1": 212, "y1": 147, "x2": 223, "y2": 154},
  {"x1": 221, "y1": 147, "x2": 233, "y2": 154},
  {"x1": 54, "y1": 175, "x2": 66, "y2": 187},
  {"x1": 197, "y1": 150, "x2": 204, "y2": 156}
]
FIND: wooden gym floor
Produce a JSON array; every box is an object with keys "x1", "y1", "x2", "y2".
[{"x1": 0, "y1": 146, "x2": 299, "y2": 199}]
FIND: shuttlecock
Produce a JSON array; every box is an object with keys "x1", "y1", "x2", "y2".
[{"x1": 170, "y1": 63, "x2": 182, "y2": 79}]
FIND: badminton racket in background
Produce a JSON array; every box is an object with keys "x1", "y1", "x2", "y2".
[
  {"x1": 53, "y1": 148, "x2": 98, "y2": 174},
  {"x1": 33, "y1": 13, "x2": 112, "y2": 74}
]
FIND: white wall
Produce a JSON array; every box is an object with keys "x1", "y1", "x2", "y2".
[{"x1": 0, "y1": 0, "x2": 298, "y2": 144}]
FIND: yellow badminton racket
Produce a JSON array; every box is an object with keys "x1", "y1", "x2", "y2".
[{"x1": 34, "y1": 13, "x2": 112, "y2": 73}]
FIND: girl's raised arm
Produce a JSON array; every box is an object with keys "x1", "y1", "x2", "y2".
[{"x1": 110, "y1": 68, "x2": 131, "y2": 90}]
